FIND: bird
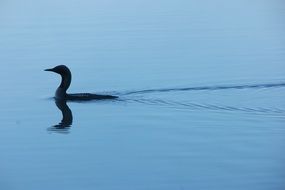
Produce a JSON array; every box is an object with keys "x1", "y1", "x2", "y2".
[{"x1": 45, "y1": 65, "x2": 118, "y2": 101}]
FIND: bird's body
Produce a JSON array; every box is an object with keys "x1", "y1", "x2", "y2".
[
  {"x1": 67, "y1": 93, "x2": 117, "y2": 101},
  {"x1": 45, "y1": 65, "x2": 118, "y2": 101}
]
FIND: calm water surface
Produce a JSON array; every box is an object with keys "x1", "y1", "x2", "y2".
[{"x1": 0, "y1": 0, "x2": 285, "y2": 190}]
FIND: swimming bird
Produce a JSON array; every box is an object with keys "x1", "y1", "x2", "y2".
[{"x1": 45, "y1": 65, "x2": 118, "y2": 101}]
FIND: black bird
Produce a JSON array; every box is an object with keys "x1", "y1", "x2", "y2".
[{"x1": 45, "y1": 65, "x2": 118, "y2": 101}]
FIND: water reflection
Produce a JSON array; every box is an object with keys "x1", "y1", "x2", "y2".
[{"x1": 48, "y1": 99, "x2": 73, "y2": 134}]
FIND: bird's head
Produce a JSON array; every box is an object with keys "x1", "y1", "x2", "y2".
[{"x1": 45, "y1": 65, "x2": 71, "y2": 76}]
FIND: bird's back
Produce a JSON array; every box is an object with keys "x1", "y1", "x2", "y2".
[{"x1": 67, "y1": 93, "x2": 118, "y2": 101}]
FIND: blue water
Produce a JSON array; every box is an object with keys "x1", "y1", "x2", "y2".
[{"x1": 0, "y1": 0, "x2": 285, "y2": 190}]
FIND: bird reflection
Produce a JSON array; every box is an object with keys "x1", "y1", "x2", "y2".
[{"x1": 47, "y1": 99, "x2": 73, "y2": 134}]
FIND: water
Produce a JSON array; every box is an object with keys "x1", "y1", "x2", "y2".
[{"x1": 0, "y1": 0, "x2": 285, "y2": 189}]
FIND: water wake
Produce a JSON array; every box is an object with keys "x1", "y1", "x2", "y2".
[
  {"x1": 106, "y1": 82, "x2": 285, "y2": 115},
  {"x1": 128, "y1": 98, "x2": 285, "y2": 115},
  {"x1": 120, "y1": 82, "x2": 285, "y2": 95}
]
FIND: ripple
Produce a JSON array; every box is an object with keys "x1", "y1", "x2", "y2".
[
  {"x1": 129, "y1": 98, "x2": 285, "y2": 115},
  {"x1": 119, "y1": 82, "x2": 285, "y2": 95}
]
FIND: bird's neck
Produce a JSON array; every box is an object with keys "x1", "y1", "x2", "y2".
[
  {"x1": 59, "y1": 73, "x2": 71, "y2": 91},
  {"x1": 56, "y1": 72, "x2": 71, "y2": 99}
]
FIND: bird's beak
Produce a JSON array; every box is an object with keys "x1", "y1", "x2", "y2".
[{"x1": 44, "y1": 68, "x2": 54, "y2": 72}]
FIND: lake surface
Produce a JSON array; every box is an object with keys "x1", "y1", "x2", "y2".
[{"x1": 0, "y1": 0, "x2": 285, "y2": 189}]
